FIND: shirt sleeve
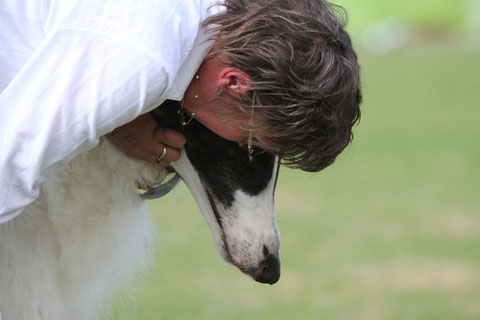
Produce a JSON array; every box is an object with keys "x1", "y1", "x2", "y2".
[{"x1": 0, "y1": 28, "x2": 176, "y2": 223}]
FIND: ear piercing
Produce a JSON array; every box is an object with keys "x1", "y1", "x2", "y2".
[
  {"x1": 247, "y1": 91, "x2": 256, "y2": 162},
  {"x1": 216, "y1": 86, "x2": 226, "y2": 95}
]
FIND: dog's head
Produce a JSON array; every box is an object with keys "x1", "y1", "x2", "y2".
[{"x1": 152, "y1": 101, "x2": 281, "y2": 284}]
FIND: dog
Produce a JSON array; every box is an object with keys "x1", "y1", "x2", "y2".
[{"x1": 0, "y1": 101, "x2": 281, "y2": 320}]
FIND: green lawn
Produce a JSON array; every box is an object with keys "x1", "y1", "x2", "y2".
[
  {"x1": 108, "y1": 2, "x2": 480, "y2": 319},
  {"x1": 338, "y1": 0, "x2": 467, "y2": 31},
  {"x1": 109, "y1": 51, "x2": 480, "y2": 320}
]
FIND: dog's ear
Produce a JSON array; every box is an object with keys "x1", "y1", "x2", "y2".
[
  {"x1": 150, "y1": 99, "x2": 212, "y2": 140},
  {"x1": 150, "y1": 100, "x2": 183, "y2": 131}
]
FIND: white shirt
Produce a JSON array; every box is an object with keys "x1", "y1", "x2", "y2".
[{"x1": 0, "y1": 0, "x2": 221, "y2": 223}]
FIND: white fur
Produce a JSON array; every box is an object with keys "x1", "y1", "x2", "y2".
[
  {"x1": 171, "y1": 155, "x2": 280, "y2": 269},
  {"x1": 0, "y1": 138, "x2": 281, "y2": 319},
  {"x1": 0, "y1": 140, "x2": 162, "y2": 320}
]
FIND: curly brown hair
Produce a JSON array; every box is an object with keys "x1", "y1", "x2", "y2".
[{"x1": 204, "y1": 0, "x2": 362, "y2": 172}]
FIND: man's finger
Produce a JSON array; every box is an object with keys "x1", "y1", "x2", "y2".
[
  {"x1": 154, "y1": 128, "x2": 186, "y2": 149},
  {"x1": 152, "y1": 144, "x2": 181, "y2": 163}
]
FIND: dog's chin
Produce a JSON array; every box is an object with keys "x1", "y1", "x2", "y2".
[
  {"x1": 214, "y1": 238, "x2": 281, "y2": 285},
  {"x1": 217, "y1": 242, "x2": 234, "y2": 265}
]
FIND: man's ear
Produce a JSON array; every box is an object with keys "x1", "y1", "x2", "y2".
[{"x1": 217, "y1": 67, "x2": 250, "y2": 96}]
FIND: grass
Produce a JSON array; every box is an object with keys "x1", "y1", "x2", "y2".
[
  {"x1": 109, "y1": 51, "x2": 480, "y2": 320},
  {"x1": 337, "y1": 0, "x2": 466, "y2": 31},
  {"x1": 108, "y1": 4, "x2": 480, "y2": 319}
]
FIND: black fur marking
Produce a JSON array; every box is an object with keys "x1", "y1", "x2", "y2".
[
  {"x1": 263, "y1": 245, "x2": 269, "y2": 257},
  {"x1": 153, "y1": 100, "x2": 277, "y2": 208},
  {"x1": 205, "y1": 191, "x2": 235, "y2": 264},
  {"x1": 206, "y1": 191, "x2": 223, "y2": 228},
  {"x1": 272, "y1": 166, "x2": 280, "y2": 197}
]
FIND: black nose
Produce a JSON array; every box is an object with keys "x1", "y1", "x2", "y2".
[{"x1": 253, "y1": 254, "x2": 281, "y2": 284}]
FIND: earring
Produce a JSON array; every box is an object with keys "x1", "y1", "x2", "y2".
[
  {"x1": 179, "y1": 74, "x2": 199, "y2": 128},
  {"x1": 216, "y1": 86, "x2": 226, "y2": 95},
  {"x1": 247, "y1": 91, "x2": 256, "y2": 162}
]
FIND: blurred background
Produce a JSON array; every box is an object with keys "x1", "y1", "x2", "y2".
[{"x1": 111, "y1": 1, "x2": 480, "y2": 319}]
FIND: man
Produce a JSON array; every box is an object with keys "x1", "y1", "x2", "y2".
[{"x1": 0, "y1": 0, "x2": 361, "y2": 222}]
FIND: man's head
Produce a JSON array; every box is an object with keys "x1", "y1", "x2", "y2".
[{"x1": 185, "y1": 0, "x2": 362, "y2": 172}]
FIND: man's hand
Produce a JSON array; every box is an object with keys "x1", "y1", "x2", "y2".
[{"x1": 107, "y1": 112, "x2": 186, "y2": 166}]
